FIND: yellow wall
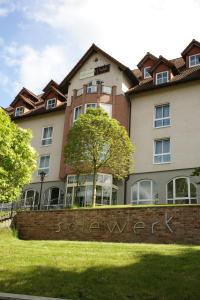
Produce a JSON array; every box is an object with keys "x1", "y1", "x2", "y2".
[{"x1": 130, "y1": 81, "x2": 200, "y2": 173}]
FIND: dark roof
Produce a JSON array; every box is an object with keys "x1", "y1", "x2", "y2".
[
  {"x1": 10, "y1": 87, "x2": 41, "y2": 107},
  {"x1": 43, "y1": 80, "x2": 59, "y2": 93},
  {"x1": 59, "y1": 43, "x2": 139, "y2": 93},
  {"x1": 137, "y1": 52, "x2": 158, "y2": 69},
  {"x1": 181, "y1": 39, "x2": 200, "y2": 58},
  {"x1": 127, "y1": 65, "x2": 200, "y2": 95},
  {"x1": 11, "y1": 102, "x2": 66, "y2": 120},
  {"x1": 149, "y1": 55, "x2": 179, "y2": 75}
]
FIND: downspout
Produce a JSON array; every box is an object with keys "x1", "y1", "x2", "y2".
[{"x1": 124, "y1": 94, "x2": 131, "y2": 205}]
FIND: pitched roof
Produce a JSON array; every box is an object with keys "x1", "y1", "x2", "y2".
[
  {"x1": 149, "y1": 55, "x2": 179, "y2": 75},
  {"x1": 11, "y1": 102, "x2": 66, "y2": 120},
  {"x1": 127, "y1": 65, "x2": 200, "y2": 95},
  {"x1": 181, "y1": 39, "x2": 200, "y2": 58},
  {"x1": 137, "y1": 52, "x2": 158, "y2": 69},
  {"x1": 10, "y1": 87, "x2": 41, "y2": 107},
  {"x1": 43, "y1": 80, "x2": 59, "y2": 93},
  {"x1": 59, "y1": 43, "x2": 139, "y2": 92}
]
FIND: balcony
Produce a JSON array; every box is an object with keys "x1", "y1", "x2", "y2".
[{"x1": 73, "y1": 84, "x2": 113, "y2": 99}]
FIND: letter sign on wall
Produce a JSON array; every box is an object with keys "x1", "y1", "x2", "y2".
[{"x1": 94, "y1": 64, "x2": 110, "y2": 75}]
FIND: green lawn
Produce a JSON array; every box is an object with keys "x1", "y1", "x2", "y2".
[{"x1": 0, "y1": 229, "x2": 200, "y2": 300}]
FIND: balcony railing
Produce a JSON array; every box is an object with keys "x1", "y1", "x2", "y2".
[
  {"x1": 102, "y1": 85, "x2": 112, "y2": 94},
  {"x1": 77, "y1": 88, "x2": 83, "y2": 97},
  {"x1": 73, "y1": 85, "x2": 113, "y2": 99},
  {"x1": 87, "y1": 85, "x2": 97, "y2": 93}
]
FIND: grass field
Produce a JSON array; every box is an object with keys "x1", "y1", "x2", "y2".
[{"x1": 0, "y1": 229, "x2": 200, "y2": 300}]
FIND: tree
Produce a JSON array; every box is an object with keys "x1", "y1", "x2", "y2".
[
  {"x1": 0, "y1": 108, "x2": 37, "y2": 202},
  {"x1": 64, "y1": 108, "x2": 134, "y2": 207}
]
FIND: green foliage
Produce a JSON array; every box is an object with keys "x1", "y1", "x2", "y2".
[
  {"x1": 0, "y1": 108, "x2": 37, "y2": 202},
  {"x1": 64, "y1": 108, "x2": 134, "y2": 205}
]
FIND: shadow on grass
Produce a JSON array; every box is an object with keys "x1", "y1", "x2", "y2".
[{"x1": 0, "y1": 249, "x2": 200, "y2": 300}]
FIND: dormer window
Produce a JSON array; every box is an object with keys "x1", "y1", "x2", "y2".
[
  {"x1": 189, "y1": 53, "x2": 200, "y2": 67},
  {"x1": 144, "y1": 67, "x2": 151, "y2": 79},
  {"x1": 156, "y1": 71, "x2": 169, "y2": 85},
  {"x1": 46, "y1": 98, "x2": 56, "y2": 110},
  {"x1": 15, "y1": 106, "x2": 24, "y2": 116}
]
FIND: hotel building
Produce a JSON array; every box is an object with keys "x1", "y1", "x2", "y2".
[{"x1": 4, "y1": 39, "x2": 200, "y2": 208}]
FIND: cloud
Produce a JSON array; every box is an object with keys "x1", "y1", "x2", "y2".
[
  {"x1": 2, "y1": 42, "x2": 71, "y2": 94},
  {"x1": 0, "y1": 0, "x2": 17, "y2": 17},
  {"x1": 22, "y1": 0, "x2": 200, "y2": 66},
  {"x1": 1, "y1": 0, "x2": 200, "y2": 106}
]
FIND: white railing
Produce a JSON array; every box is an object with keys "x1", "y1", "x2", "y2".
[
  {"x1": 77, "y1": 88, "x2": 83, "y2": 97},
  {"x1": 102, "y1": 86, "x2": 112, "y2": 94},
  {"x1": 87, "y1": 85, "x2": 97, "y2": 94}
]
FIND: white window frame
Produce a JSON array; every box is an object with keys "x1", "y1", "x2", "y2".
[
  {"x1": 131, "y1": 180, "x2": 154, "y2": 205},
  {"x1": 189, "y1": 53, "x2": 200, "y2": 68},
  {"x1": 73, "y1": 105, "x2": 82, "y2": 123},
  {"x1": 22, "y1": 189, "x2": 39, "y2": 208},
  {"x1": 154, "y1": 138, "x2": 171, "y2": 164},
  {"x1": 43, "y1": 187, "x2": 64, "y2": 208},
  {"x1": 66, "y1": 173, "x2": 118, "y2": 206},
  {"x1": 46, "y1": 98, "x2": 56, "y2": 110},
  {"x1": 156, "y1": 71, "x2": 169, "y2": 85},
  {"x1": 84, "y1": 103, "x2": 97, "y2": 113},
  {"x1": 15, "y1": 106, "x2": 24, "y2": 116},
  {"x1": 38, "y1": 154, "x2": 50, "y2": 176},
  {"x1": 144, "y1": 66, "x2": 151, "y2": 79},
  {"x1": 41, "y1": 126, "x2": 53, "y2": 146},
  {"x1": 154, "y1": 104, "x2": 171, "y2": 128},
  {"x1": 87, "y1": 81, "x2": 97, "y2": 93},
  {"x1": 166, "y1": 177, "x2": 197, "y2": 204}
]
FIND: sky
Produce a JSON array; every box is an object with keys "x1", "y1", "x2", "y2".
[{"x1": 0, "y1": 0, "x2": 200, "y2": 108}]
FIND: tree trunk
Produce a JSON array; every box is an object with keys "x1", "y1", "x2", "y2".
[{"x1": 92, "y1": 170, "x2": 97, "y2": 207}]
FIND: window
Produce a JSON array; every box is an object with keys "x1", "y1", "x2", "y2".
[
  {"x1": 96, "y1": 80, "x2": 104, "y2": 85},
  {"x1": 15, "y1": 107, "x2": 24, "y2": 116},
  {"x1": 38, "y1": 155, "x2": 50, "y2": 175},
  {"x1": 85, "y1": 103, "x2": 97, "y2": 112},
  {"x1": 22, "y1": 190, "x2": 39, "y2": 208},
  {"x1": 87, "y1": 81, "x2": 97, "y2": 93},
  {"x1": 42, "y1": 127, "x2": 53, "y2": 146},
  {"x1": 131, "y1": 180, "x2": 154, "y2": 205},
  {"x1": 66, "y1": 173, "x2": 118, "y2": 206},
  {"x1": 43, "y1": 187, "x2": 64, "y2": 209},
  {"x1": 189, "y1": 53, "x2": 200, "y2": 67},
  {"x1": 46, "y1": 99, "x2": 56, "y2": 110},
  {"x1": 144, "y1": 66, "x2": 151, "y2": 79},
  {"x1": 167, "y1": 177, "x2": 197, "y2": 204},
  {"x1": 73, "y1": 105, "x2": 82, "y2": 122},
  {"x1": 154, "y1": 139, "x2": 171, "y2": 164},
  {"x1": 156, "y1": 71, "x2": 169, "y2": 85},
  {"x1": 154, "y1": 104, "x2": 170, "y2": 128},
  {"x1": 99, "y1": 103, "x2": 112, "y2": 117}
]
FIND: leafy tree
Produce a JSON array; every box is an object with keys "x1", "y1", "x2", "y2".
[
  {"x1": 0, "y1": 108, "x2": 37, "y2": 202},
  {"x1": 64, "y1": 108, "x2": 134, "y2": 207}
]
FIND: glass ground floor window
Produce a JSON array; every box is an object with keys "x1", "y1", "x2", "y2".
[
  {"x1": 43, "y1": 187, "x2": 65, "y2": 209},
  {"x1": 66, "y1": 173, "x2": 118, "y2": 206},
  {"x1": 167, "y1": 177, "x2": 197, "y2": 204},
  {"x1": 131, "y1": 180, "x2": 155, "y2": 205},
  {"x1": 22, "y1": 190, "x2": 39, "y2": 208}
]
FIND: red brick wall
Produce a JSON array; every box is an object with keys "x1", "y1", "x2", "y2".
[{"x1": 14, "y1": 206, "x2": 200, "y2": 244}]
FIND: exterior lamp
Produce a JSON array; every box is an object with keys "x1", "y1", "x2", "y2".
[{"x1": 38, "y1": 171, "x2": 46, "y2": 210}]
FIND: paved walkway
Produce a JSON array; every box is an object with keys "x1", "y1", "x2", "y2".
[{"x1": 0, "y1": 293, "x2": 70, "y2": 300}]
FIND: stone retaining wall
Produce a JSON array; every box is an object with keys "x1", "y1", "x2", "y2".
[{"x1": 14, "y1": 206, "x2": 200, "y2": 244}]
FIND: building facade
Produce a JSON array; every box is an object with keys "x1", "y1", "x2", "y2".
[{"x1": 4, "y1": 39, "x2": 200, "y2": 207}]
